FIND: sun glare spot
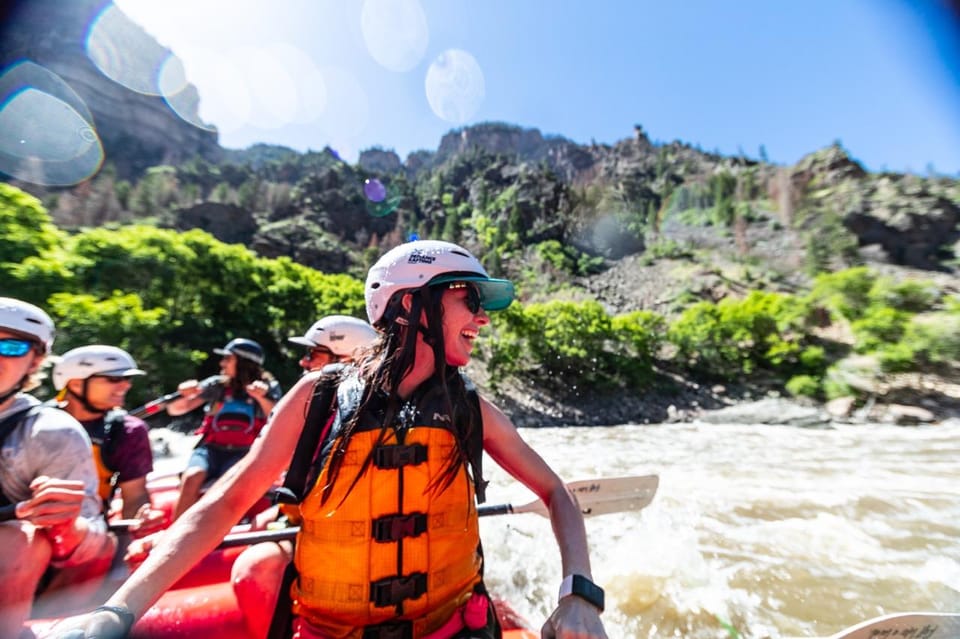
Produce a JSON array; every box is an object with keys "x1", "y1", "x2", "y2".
[
  {"x1": 425, "y1": 49, "x2": 485, "y2": 124},
  {"x1": 361, "y1": 0, "x2": 430, "y2": 72}
]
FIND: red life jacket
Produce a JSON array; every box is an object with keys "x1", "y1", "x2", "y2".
[{"x1": 198, "y1": 389, "x2": 266, "y2": 448}]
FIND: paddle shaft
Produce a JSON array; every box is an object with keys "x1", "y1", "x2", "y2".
[{"x1": 216, "y1": 474, "x2": 659, "y2": 549}]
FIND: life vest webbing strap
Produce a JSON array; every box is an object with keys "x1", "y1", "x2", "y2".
[
  {"x1": 300, "y1": 511, "x2": 461, "y2": 541},
  {"x1": 370, "y1": 572, "x2": 427, "y2": 607},
  {"x1": 371, "y1": 512, "x2": 427, "y2": 542},
  {"x1": 372, "y1": 443, "x2": 427, "y2": 469}
]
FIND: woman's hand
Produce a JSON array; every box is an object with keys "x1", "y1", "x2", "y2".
[
  {"x1": 176, "y1": 379, "x2": 201, "y2": 399},
  {"x1": 40, "y1": 608, "x2": 128, "y2": 639},
  {"x1": 246, "y1": 379, "x2": 269, "y2": 399},
  {"x1": 541, "y1": 596, "x2": 608, "y2": 639}
]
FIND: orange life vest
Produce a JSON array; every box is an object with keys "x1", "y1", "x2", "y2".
[
  {"x1": 86, "y1": 409, "x2": 126, "y2": 504},
  {"x1": 291, "y1": 384, "x2": 484, "y2": 638}
]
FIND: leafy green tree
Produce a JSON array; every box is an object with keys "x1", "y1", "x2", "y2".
[{"x1": 0, "y1": 183, "x2": 64, "y2": 264}]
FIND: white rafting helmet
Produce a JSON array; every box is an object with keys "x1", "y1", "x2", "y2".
[
  {"x1": 364, "y1": 240, "x2": 515, "y2": 326},
  {"x1": 53, "y1": 345, "x2": 146, "y2": 391},
  {"x1": 0, "y1": 297, "x2": 55, "y2": 353},
  {"x1": 288, "y1": 315, "x2": 378, "y2": 358}
]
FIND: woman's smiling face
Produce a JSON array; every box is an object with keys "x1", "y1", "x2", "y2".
[{"x1": 439, "y1": 283, "x2": 488, "y2": 368}]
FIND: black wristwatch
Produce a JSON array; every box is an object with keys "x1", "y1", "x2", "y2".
[{"x1": 558, "y1": 574, "x2": 605, "y2": 613}]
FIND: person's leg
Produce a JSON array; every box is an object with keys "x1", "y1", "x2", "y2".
[
  {"x1": 0, "y1": 522, "x2": 52, "y2": 637},
  {"x1": 173, "y1": 446, "x2": 211, "y2": 521},
  {"x1": 231, "y1": 540, "x2": 292, "y2": 639}
]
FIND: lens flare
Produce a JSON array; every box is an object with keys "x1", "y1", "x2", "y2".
[
  {"x1": 0, "y1": 61, "x2": 103, "y2": 185},
  {"x1": 361, "y1": 0, "x2": 429, "y2": 73},
  {"x1": 85, "y1": 4, "x2": 172, "y2": 96},
  {"x1": 362, "y1": 177, "x2": 401, "y2": 217},
  {"x1": 363, "y1": 178, "x2": 387, "y2": 202},
  {"x1": 425, "y1": 49, "x2": 485, "y2": 124}
]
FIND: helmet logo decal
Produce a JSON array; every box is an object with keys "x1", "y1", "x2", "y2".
[
  {"x1": 328, "y1": 332, "x2": 345, "y2": 341},
  {"x1": 407, "y1": 250, "x2": 436, "y2": 265}
]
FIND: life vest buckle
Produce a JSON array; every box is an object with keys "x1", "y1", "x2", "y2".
[
  {"x1": 361, "y1": 620, "x2": 412, "y2": 639},
  {"x1": 369, "y1": 572, "x2": 427, "y2": 607},
  {"x1": 371, "y1": 512, "x2": 427, "y2": 542},
  {"x1": 373, "y1": 444, "x2": 427, "y2": 469}
]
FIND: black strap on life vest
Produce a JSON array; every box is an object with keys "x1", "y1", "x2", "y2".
[
  {"x1": 0, "y1": 406, "x2": 39, "y2": 511},
  {"x1": 266, "y1": 369, "x2": 339, "y2": 639},
  {"x1": 100, "y1": 408, "x2": 127, "y2": 471}
]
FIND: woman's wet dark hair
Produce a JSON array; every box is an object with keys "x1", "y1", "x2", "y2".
[
  {"x1": 231, "y1": 356, "x2": 270, "y2": 396},
  {"x1": 320, "y1": 283, "x2": 480, "y2": 505}
]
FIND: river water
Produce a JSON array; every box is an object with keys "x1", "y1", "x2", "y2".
[
  {"x1": 477, "y1": 420, "x2": 960, "y2": 638},
  {"x1": 152, "y1": 418, "x2": 960, "y2": 638}
]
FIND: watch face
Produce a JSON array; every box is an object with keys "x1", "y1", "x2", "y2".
[{"x1": 573, "y1": 575, "x2": 605, "y2": 608}]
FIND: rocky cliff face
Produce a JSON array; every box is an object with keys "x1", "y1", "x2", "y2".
[{"x1": 0, "y1": 0, "x2": 221, "y2": 181}]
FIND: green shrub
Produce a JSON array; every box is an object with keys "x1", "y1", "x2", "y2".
[
  {"x1": 807, "y1": 266, "x2": 877, "y2": 321},
  {"x1": 822, "y1": 368, "x2": 854, "y2": 400},
  {"x1": 786, "y1": 375, "x2": 820, "y2": 398},
  {"x1": 875, "y1": 343, "x2": 917, "y2": 373},
  {"x1": 666, "y1": 291, "x2": 810, "y2": 379},
  {"x1": 867, "y1": 278, "x2": 939, "y2": 313},
  {"x1": 850, "y1": 306, "x2": 910, "y2": 353},
  {"x1": 900, "y1": 312, "x2": 960, "y2": 365},
  {"x1": 484, "y1": 300, "x2": 662, "y2": 393}
]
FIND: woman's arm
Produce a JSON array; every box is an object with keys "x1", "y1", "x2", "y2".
[
  {"x1": 479, "y1": 396, "x2": 607, "y2": 639},
  {"x1": 165, "y1": 380, "x2": 208, "y2": 417}
]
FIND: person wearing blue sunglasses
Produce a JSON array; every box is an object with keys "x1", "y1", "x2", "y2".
[{"x1": 0, "y1": 298, "x2": 115, "y2": 634}]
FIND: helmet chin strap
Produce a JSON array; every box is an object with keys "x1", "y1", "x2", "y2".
[
  {"x1": 0, "y1": 377, "x2": 26, "y2": 406},
  {"x1": 67, "y1": 380, "x2": 105, "y2": 415}
]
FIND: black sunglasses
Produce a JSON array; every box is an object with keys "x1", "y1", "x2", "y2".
[
  {"x1": 93, "y1": 375, "x2": 131, "y2": 384},
  {"x1": 0, "y1": 338, "x2": 34, "y2": 358},
  {"x1": 445, "y1": 282, "x2": 482, "y2": 314},
  {"x1": 306, "y1": 346, "x2": 334, "y2": 360}
]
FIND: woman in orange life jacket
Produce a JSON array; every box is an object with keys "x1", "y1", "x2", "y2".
[
  {"x1": 231, "y1": 315, "x2": 378, "y2": 639},
  {"x1": 47, "y1": 240, "x2": 608, "y2": 639},
  {"x1": 165, "y1": 338, "x2": 282, "y2": 521}
]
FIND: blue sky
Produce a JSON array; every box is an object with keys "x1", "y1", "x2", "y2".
[{"x1": 113, "y1": 0, "x2": 960, "y2": 174}]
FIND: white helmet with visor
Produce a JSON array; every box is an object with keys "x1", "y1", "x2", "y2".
[
  {"x1": 289, "y1": 315, "x2": 378, "y2": 358},
  {"x1": 52, "y1": 345, "x2": 145, "y2": 391},
  {"x1": 364, "y1": 240, "x2": 515, "y2": 327}
]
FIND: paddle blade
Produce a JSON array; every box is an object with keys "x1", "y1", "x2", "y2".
[
  {"x1": 568, "y1": 475, "x2": 659, "y2": 517},
  {"x1": 491, "y1": 474, "x2": 659, "y2": 518},
  {"x1": 824, "y1": 612, "x2": 960, "y2": 639}
]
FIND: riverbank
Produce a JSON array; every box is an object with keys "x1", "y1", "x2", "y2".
[{"x1": 473, "y1": 363, "x2": 960, "y2": 428}]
